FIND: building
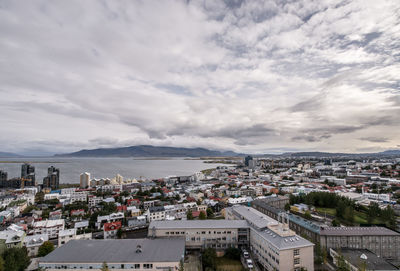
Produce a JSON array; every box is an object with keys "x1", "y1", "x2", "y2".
[
  {"x1": 0, "y1": 170, "x2": 7, "y2": 186},
  {"x1": 79, "y1": 172, "x2": 90, "y2": 189},
  {"x1": 127, "y1": 216, "x2": 147, "y2": 228},
  {"x1": 147, "y1": 206, "x2": 165, "y2": 222},
  {"x1": 24, "y1": 234, "x2": 48, "y2": 257},
  {"x1": 259, "y1": 195, "x2": 290, "y2": 209},
  {"x1": 148, "y1": 220, "x2": 249, "y2": 250},
  {"x1": 32, "y1": 219, "x2": 65, "y2": 239},
  {"x1": 0, "y1": 224, "x2": 26, "y2": 253},
  {"x1": 70, "y1": 191, "x2": 88, "y2": 203},
  {"x1": 88, "y1": 195, "x2": 102, "y2": 207},
  {"x1": 226, "y1": 205, "x2": 314, "y2": 271},
  {"x1": 104, "y1": 221, "x2": 122, "y2": 239},
  {"x1": 58, "y1": 229, "x2": 92, "y2": 247},
  {"x1": 21, "y1": 163, "x2": 35, "y2": 184},
  {"x1": 320, "y1": 227, "x2": 400, "y2": 260},
  {"x1": 39, "y1": 239, "x2": 185, "y2": 270},
  {"x1": 43, "y1": 166, "x2": 60, "y2": 190},
  {"x1": 330, "y1": 248, "x2": 399, "y2": 271},
  {"x1": 244, "y1": 155, "x2": 253, "y2": 167}
]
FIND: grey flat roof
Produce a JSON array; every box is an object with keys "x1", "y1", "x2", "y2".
[
  {"x1": 230, "y1": 205, "x2": 277, "y2": 229},
  {"x1": 40, "y1": 239, "x2": 185, "y2": 263},
  {"x1": 339, "y1": 249, "x2": 399, "y2": 270},
  {"x1": 320, "y1": 226, "x2": 400, "y2": 236},
  {"x1": 255, "y1": 228, "x2": 314, "y2": 250},
  {"x1": 149, "y1": 219, "x2": 249, "y2": 229}
]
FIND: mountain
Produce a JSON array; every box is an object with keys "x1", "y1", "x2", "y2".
[
  {"x1": 265, "y1": 150, "x2": 400, "y2": 158},
  {"x1": 0, "y1": 151, "x2": 23, "y2": 158},
  {"x1": 55, "y1": 145, "x2": 243, "y2": 158}
]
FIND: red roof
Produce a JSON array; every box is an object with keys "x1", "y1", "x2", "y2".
[
  {"x1": 104, "y1": 221, "x2": 122, "y2": 232},
  {"x1": 117, "y1": 205, "x2": 127, "y2": 212}
]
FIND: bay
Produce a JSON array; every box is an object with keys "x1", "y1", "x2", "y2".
[{"x1": 0, "y1": 157, "x2": 228, "y2": 184}]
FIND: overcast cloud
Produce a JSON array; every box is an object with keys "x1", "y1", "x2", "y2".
[{"x1": 0, "y1": 0, "x2": 399, "y2": 155}]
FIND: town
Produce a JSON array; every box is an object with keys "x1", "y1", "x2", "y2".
[{"x1": 0, "y1": 155, "x2": 400, "y2": 271}]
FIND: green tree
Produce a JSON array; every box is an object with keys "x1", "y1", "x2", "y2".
[
  {"x1": 117, "y1": 228, "x2": 123, "y2": 239},
  {"x1": 35, "y1": 191, "x2": 44, "y2": 204},
  {"x1": 2, "y1": 247, "x2": 30, "y2": 271},
  {"x1": 199, "y1": 211, "x2": 206, "y2": 220},
  {"x1": 284, "y1": 203, "x2": 290, "y2": 211},
  {"x1": 336, "y1": 253, "x2": 351, "y2": 271},
  {"x1": 202, "y1": 248, "x2": 216, "y2": 270},
  {"x1": 304, "y1": 210, "x2": 312, "y2": 220},
  {"x1": 178, "y1": 259, "x2": 184, "y2": 271},
  {"x1": 187, "y1": 210, "x2": 193, "y2": 220},
  {"x1": 343, "y1": 206, "x2": 354, "y2": 223},
  {"x1": 0, "y1": 256, "x2": 4, "y2": 271},
  {"x1": 225, "y1": 247, "x2": 240, "y2": 260},
  {"x1": 101, "y1": 261, "x2": 109, "y2": 271},
  {"x1": 38, "y1": 241, "x2": 55, "y2": 257},
  {"x1": 206, "y1": 208, "x2": 214, "y2": 218}
]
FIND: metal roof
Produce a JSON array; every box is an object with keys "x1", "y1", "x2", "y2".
[
  {"x1": 40, "y1": 238, "x2": 185, "y2": 263},
  {"x1": 320, "y1": 226, "x2": 400, "y2": 236},
  {"x1": 149, "y1": 219, "x2": 249, "y2": 229}
]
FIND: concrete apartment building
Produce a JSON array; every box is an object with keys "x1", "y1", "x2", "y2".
[
  {"x1": 39, "y1": 239, "x2": 185, "y2": 271},
  {"x1": 252, "y1": 198, "x2": 400, "y2": 261},
  {"x1": 32, "y1": 219, "x2": 65, "y2": 239},
  {"x1": 148, "y1": 220, "x2": 250, "y2": 250},
  {"x1": 320, "y1": 227, "x2": 400, "y2": 261},
  {"x1": 226, "y1": 205, "x2": 314, "y2": 271}
]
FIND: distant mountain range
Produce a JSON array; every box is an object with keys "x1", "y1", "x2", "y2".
[
  {"x1": 55, "y1": 145, "x2": 242, "y2": 158},
  {"x1": 0, "y1": 151, "x2": 23, "y2": 158},
  {"x1": 55, "y1": 145, "x2": 400, "y2": 158}
]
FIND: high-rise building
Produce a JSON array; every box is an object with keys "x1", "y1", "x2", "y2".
[
  {"x1": 244, "y1": 155, "x2": 253, "y2": 167},
  {"x1": 80, "y1": 172, "x2": 90, "y2": 188},
  {"x1": 43, "y1": 166, "x2": 60, "y2": 190},
  {"x1": 21, "y1": 163, "x2": 35, "y2": 184},
  {"x1": 0, "y1": 170, "x2": 8, "y2": 188}
]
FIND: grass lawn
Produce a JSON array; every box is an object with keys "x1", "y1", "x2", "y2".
[
  {"x1": 215, "y1": 257, "x2": 245, "y2": 271},
  {"x1": 315, "y1": 207, "x2": 336, "y2": 216}
]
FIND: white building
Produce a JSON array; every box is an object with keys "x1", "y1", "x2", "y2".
[
  {"x1": 24, "y1": 234, "x2": 48, "y2": 257},
  {"x1": 70, "y1": 191, "x2": 88, "y2": 203},
  {"x1": 58, "y1": 229, "x2": 92, "y2": 247},
  {"x1": 80, "y1": 172, "x2": 91, "y2": 189},
  {"x1": 32, "y1": 219, "x2": 65, "y2": 239}
]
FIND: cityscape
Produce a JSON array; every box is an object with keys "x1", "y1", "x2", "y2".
[{"x1": 1, "y1": 0, "x2": 400, "y2": 271}]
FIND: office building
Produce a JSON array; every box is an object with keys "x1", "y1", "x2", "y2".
[
  {"x1": 149, "y1": 220, "x2": 250, "y2": 250},
  {"x1": 79, "y1": 172, "x2": 90, "y2": 188},
  {"x1": 43, "y1": 166, "x2": 60, "y2": 190},
  {"x1": 21, "y1": 163, "x2": 35, "y2": 184},
  {"x1": 226, "y1": 205, "x2": 314, "y2": 271},
  {"x1": 39, "y1": 239, "x2": 185, "y2": 270}
]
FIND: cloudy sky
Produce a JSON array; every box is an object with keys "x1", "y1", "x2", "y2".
[{"x1": 0, "y1": 0, "x2": 399, "y2": 155}]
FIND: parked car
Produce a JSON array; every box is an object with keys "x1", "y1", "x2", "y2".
[{"x1": 243, "y1": 251, "x2": 249, "y2": 258}]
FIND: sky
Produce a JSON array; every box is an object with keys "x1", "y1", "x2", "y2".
[{"x1": 0, "y1": 0, "x2": 399, "y2": 155}]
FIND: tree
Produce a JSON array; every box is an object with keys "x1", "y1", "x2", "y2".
[
  {"x1": 117, "y1": 228, "x2": 123, "y2": 239},
  {"x1": 35, "y1": 191, "x2": 44, "y2": 204},
  {"x1": 225, "y1": 247, "x2": 240, "y2": 260},
  {"x1": 0, "y1": 256, "x2": 4, "y2": 271},
  {"x1": 202, "y1": 248, "x2": 216, "y2": 270},
  {"x1": 178, "y1": 259, "x2": 184, "y2": 271},
  {"x1": 343, "y1": 206, "x2": 354, "y2": 223},
  {"x1": 2, "y1": 247, "x2": 30, "y2": 271},
  {"x1": 304, "y1": 210, "x2": 312, "y2": 220},
  {"x1": 101, "y1": 262, "x2": 109, "y2": 271},
  {"x1": 199, "y1": 211, "x2": 206, "y2": 220},
  {"x1": 187, "y1": 210, "x2": 193, "y2": 220},
  {"x1": 336, "y1": 253, "x2": 351, "y2": 271},
  {"x1": 38, "y1": 241, "x2": 55, "y2": 257},
  {"x1": 206, "y1": 208, "x2": 214, "y2": 218},
  {"x1": 284, "y1": 203, "x2": 290, "y2": 211}
]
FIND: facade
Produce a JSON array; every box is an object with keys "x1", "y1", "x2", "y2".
[
  {"x1": 39, "y1": 239, "x2": 185, "y2": 271},
  {"x1": 226, "y1": 205, "x2": 314, "y2": 271},
  {"x1": 58, "y1": 229, "x2": 92, "y2": 247},
  {"x1": 32, "y1": 219, "x2": 65, "y2": 239},
  {"x1": 79, "y1": 172, "x2": 91, "y2": 189},
  {"x1": 320, "y1": 227, "x2": 400, "y2": 260},
  {"x1": 104, "y1": 221, "x2": 122, "y2": 239},
  {"x1": 127, "y1": 216, "x2": 147, "y2": 228},
  {"x1": 24, "y1": 234, "x2": 48, "y2": 257},
  {"x1": 0, "y1": 225, "x2": 26, "y2": 253},
  {"x1": 21, "y1": 163, "x2": 35, "y2": 184},
  {"x1": 43, "y1": 166, "x2": 60, "y2": 190},
  {"x1": 147, "y1": 206, "x2": 165, "y2": 222},
  {"x1": 70, "y1": 191, "x2": 88, "y2": 203},
  {"x1": 149, "y1": 220, "x2": 250, "y2": 250}
]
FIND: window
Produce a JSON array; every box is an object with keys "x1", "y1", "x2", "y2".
[
  {"x1": 143, "y1": 264, "x2": 153, "y2": 269},
  {"x1": 294, "y1": 249, "x2": 299, "y2": 256},
  {"x1": 134, "y1": 264, "x2": 140, "y2": 269},
  {"x1": 294, "y1": 258, "x2": 300, "y2": 265}
]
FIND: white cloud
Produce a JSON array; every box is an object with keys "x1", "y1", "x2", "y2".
[{"x1": 0, "y1": 0, "x2": 399, "y2": 155}]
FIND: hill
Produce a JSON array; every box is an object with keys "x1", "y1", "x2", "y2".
[{"x1": 55, "y1": 145, "x2": 242, "y2": 158}]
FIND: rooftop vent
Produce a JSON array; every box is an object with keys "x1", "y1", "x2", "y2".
[{"x1": 136, "y1": 244, "x2": 142, "y2": 253}]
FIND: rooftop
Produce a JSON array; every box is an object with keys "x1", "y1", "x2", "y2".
[
  {"x1": 321, "y1": 226, "x2": 400, "y2": 236},
  {"x1": 338, "y1": 248, "x2": 399, "y2": 270},
  {"x1": 149, "y1": 219, "x2": 249, "y2": 230},
  {"x1": 40, "y1": 238, "x2": 185, "y2": 263},
  {"x1": 229, "y1": 205, "x2": 278, "y2": 230}
]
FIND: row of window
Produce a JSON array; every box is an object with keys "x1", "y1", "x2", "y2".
[{"x1": 46, "y1": 263, "x2": 154, "y2": 269}]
